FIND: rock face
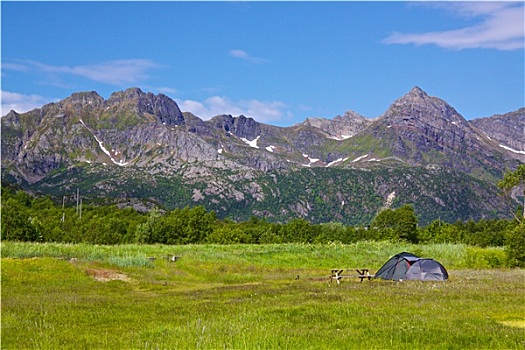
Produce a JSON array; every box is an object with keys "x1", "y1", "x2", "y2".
[
  {"x1": 470, "y1": 108, "x2": 525, "y2": 162},
  {"x1": 1, "y1": 87, "x2": 215, "y2": 182},
  {"x1": 352, "y1": 86, "x2": 518, "y2": 180},
  {"x1": 302, "y1": 110, "x2": 372, "y2": 140},
  {"x1": 3, "y1": 86, "x2": 520, "y2": 183},
  {"x1": 107, "y1": 88, "x2": 184, "y2": 126},
  {"x1": 1, "y1": 86, "x2": 522, "y2": 224},
  {"x1": 209, "y1": 114, "x2": 261, "y2": 140}
]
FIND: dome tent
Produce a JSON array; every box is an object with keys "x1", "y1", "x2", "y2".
[
  {"x1": 374, "y1": 252, "x2": 448, "y2": 281},
  {"x1": 405, "y1": 258, "x2": 448, "y2": 281},
  {"x1": 374, "y1": 252, "x2": 420, "y2": 280}
]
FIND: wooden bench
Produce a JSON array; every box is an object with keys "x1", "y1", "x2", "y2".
[{"x1": 330, "y1": 268, "x2": 373, "y2": 284}]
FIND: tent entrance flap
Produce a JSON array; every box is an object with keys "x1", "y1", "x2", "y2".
[
  {"x1": 374, "y1": 252, "x2": 420, "y2": 280},
  {"x1": 392, "y1": 260, "x2": 410, "y2": 280}
]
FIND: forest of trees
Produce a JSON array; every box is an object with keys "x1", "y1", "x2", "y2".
[
  {"x1": 1, "y1": 178, "x2": 525, "y2": 266},
  {"x1": 2, "y1": 180, "x2": 524, "y2": 267}
]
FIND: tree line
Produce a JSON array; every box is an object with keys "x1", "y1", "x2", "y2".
[{"x1": 2, "y1": 181, "x2": 523, "y2": 267}]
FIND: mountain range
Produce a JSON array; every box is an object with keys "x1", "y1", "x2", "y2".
[{"x1": 2, "y1": 86, "x2": 523, "y2": 225}]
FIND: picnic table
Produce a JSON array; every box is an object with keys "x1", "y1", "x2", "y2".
[{"x1": 330, "y1": 268, "x2": 373, "y2": 284}]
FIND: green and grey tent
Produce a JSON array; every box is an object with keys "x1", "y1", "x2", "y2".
[{"x1": 374, "y1": 252, "x2": 448, "y2": 281}]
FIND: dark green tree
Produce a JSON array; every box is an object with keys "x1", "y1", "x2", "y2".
[
  {"x1": 206, "y1": 225, "x2": 252, "y2": 244},
  {"x1": 1, "y1": 198, "x2": 38, "y2": 241},
  {"x1": 315, "y1": 222, "x2": 352, "y2": 244},
  {"x1": 505, "y1": 223, "x2": 525, "y2": 267},
  {"x1": 280, "y1": 218, "x2": 315, "y2": 243},
  {"x1": 134, "y1": 209, "x2": 162, "y2": 244},
  {"x1": 371, "y1": 204, "x2": 419, "y2": 243},
  {"x1": 182, "y1": 206, "x2": 216, "y2": 243}
]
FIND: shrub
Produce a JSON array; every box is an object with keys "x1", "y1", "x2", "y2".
[
  {"x1": 505, "y1": 223, "x2": 525, "y2": 267},
  {"x1": 1, "y1": 199, "x2": 38, "y2": 241},
  {"x1": 463, "y1": 247, "x2": 506, "y2": 268},
  {"x1": 370, "y1": 204, "x2": 419, "y2": 243},
  {"x1": 206, "y1": 226, "x2": 252, "y2": 244}
]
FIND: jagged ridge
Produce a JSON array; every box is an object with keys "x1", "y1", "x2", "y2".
[{"x1": 1, "y1": 86, "x2": 522, "y2": 224}]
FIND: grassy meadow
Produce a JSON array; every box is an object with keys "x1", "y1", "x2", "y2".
[{"x1": 2, "y1": 241, "x2": 524, "y2": 349}]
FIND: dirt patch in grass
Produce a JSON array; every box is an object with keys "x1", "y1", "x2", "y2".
[
  {"x1": 85, "y1": 268, "x2": 133, "y2": 283},
  {"x1": 498, "y1": 320, "x2": 525, "y2": 329}
]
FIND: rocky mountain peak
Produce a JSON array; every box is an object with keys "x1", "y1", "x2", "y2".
[
  {"x1": 209, "y1": 114, "x2": 261, "y2": 140},
  {"x1": 301, "y1": 110, "x2": 371, "y2": 140},
  {"x1": 362, "y1": 86, "x2": 517, "y2": 178},
  {"x1": 470, "y1": 107, "x2": 525, "y2": 161},
  {"x1": 107, "y1": 87, "x2": 145, "y2": 104},
  {"x1": 338, "y1": 110, "x2": 368, "y2": 122},
  {"x1": 406, "y1": 86, "x2": 428, "y2": 98},
  {"x1": 3, "y1": 110, "x2": 19, "y2": 119},
  {"x1": 234, "y1": 115, "x2": 261, "y2": 139},
  {"x1": 62, "y1": 91, "x2": 104, "y2": 106},
  {"x1": 384, "y1": 86, "x2": 465, "y2": 126},
  {"x1": 139, "y1": 92, "x2": 184, "y2": 126},
  {"x1": 67, "y1": 90, "x2": 103, "y2": 102},
  {"x1": 390, "y1": 86, "x2": 440, "y2": 111},
  {"x1": 60, "y1": 91, "x2": 105, "y2": 112},
  {"x1": 106, "y1": 88, "x2": 183, "y2": 126}
]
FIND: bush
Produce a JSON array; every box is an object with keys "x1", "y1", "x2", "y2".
[
  {"x1": 463, "y1": 247, "x2": 506, "y2": 268},
  {"x1": 370, "y1": 204, "x2": 419, "y2": 243},
  {"x1": 505, "y1": 223, "x2": 525, "y2": 267},
  {"x1": 206, "y1": 226, "x2": 252, "y2": 244},
  {"x1": 1, "y1": 199, "x2": 38, "y2": 241}
]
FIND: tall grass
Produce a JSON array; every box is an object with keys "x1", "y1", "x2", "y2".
[
  {"x1": 1, "y1": 242, "x2": 155, "y2": 268},
  {"x1": 1, "y1": 241, "x2": 507, "y2": 269}
]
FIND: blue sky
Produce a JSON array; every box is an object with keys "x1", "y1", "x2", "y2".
[{"x1": 1, "y1": 1, "x2": 524, "y2": 125}]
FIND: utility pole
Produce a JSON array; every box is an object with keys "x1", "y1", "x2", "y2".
[
  {"x1": 61, "y1": 195, "x2": 65, "y2": 222},
  {"x1": 76, "y1": 188, "x2": 79, "y2": 216}
]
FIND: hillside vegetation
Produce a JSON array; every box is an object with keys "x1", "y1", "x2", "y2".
[{"x1": 2, "y1": 183, "x2": 524, "y2": 267}]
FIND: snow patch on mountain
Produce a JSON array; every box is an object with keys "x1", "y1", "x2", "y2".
[
  {"x1": 80, "y1": 119, "x2": 129, "y2": 166},
  {"x1": 352, "y1": 154, "x2": 368, "y2": 162},
  {"x1": 302, "y1": 154, "x2": 320, "y2": 167},
  {"x1": 329, "y1": 134, "x2": 352, "y2": 141},
  {"x1": 499, "y1": 144, "x2": 525, "y2": 154},
  {"x1": 241, "y1": 135, "x2": 260, "y2": 149},
  {"x1": 326, "y1": 157, "x2": 348, "y2": 167}
]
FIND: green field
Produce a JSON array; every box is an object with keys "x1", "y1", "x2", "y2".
[{"x1": 2, "y1": 242, "x2": 524, "y2": 349}]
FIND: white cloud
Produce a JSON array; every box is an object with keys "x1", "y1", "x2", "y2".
[
  {"x1": 229, "y1": 49, "x2": 250, "y2": 59},
  {"x1": 384, "y1": 2, "x2": 524, "y2": 50},
  {"x1": 1, "y1": 62, "x2": 29, "y2": 72},
  {"x1": 3, "y1": 59, "x2": 162, "y2": 85},
  {"x1": 229, "y1": 49, "x2": 268, "y2": 64},
  {"x1": 152, "y1": 86, "x2": 178, "y2": 95},
  {"x1": 1, "y1": 90, "x2": 55, "y2": 116},
  {"x1": 177, "y1": 96, "x2": 289, "y2": 123}
]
